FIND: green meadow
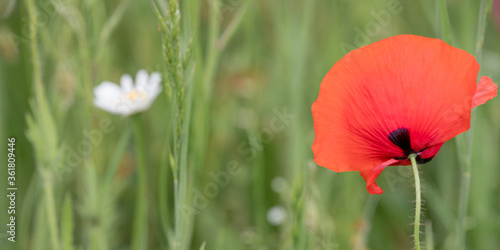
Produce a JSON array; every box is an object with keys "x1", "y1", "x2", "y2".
[{"x1": 1, "y1": 0, "x2": 499, "y2": 249}]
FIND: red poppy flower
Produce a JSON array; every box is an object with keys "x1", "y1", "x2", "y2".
[{"x1": 311, "y1": 34, "x2": 497, "y2": 194}]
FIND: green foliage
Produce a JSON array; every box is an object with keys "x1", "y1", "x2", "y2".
[{"x1": 2, "y1": 0, "x2": 500, "y2": 249}]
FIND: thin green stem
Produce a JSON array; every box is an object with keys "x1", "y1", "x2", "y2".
[
  {"x1": 42, "y1": 172, "x2": 61, "y2": 250},
  {"x1": 26, "y1": 0, "x2": 44, "y2": 102},
  {"x1": 131, "y1": 116, "x2": 148, "y2": 250},
  {"x1": 409, "y1": 153, "x2": 421, "y2": 250}
]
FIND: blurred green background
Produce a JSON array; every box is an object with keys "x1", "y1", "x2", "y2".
[{"x1": 1, "y1": 0, "x2": 499, "y2": 249}]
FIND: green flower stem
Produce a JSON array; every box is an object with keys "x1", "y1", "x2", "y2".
[
  {"x1": 409, "y1": 153, "x2": 421, "y2": 250},
  {"x1": 131, "y1": 116, "x2": 148, "y2": 250}
]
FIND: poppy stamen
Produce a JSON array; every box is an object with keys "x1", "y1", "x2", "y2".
[
  {"x1": 388, "y1": 128, "x2": 435, "y2": 164},
  {"x1": 388, "y1": 128, "x2": 413, "y2": 156}
]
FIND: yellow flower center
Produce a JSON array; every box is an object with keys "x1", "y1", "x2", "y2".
[{"x1": 126, "y1": 89, "x2": 147, "y2": 102}]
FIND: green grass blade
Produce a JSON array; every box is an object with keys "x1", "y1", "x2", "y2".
[
  {"x1": 436, "y1": 0, "x2": 453, "y2": 44},
  {"x1": 215, "y1": 0, "x2": 250, "y2": 51},
  {"x1": 475, "y1": 0, "x2": 493, "y2": 59},
  {"x1": 199, "y1": 241, "x2": 206, "y2": 250},
  {"x1": 425, "y1": 220, "x2": 435, "y2": 250},
  {"x1": 61, "y1": 193, "x2": 75, "y2": 250},
  {"x1": 98, "y1": 0, "x2": 130, "y2": 53},
  {"x1": 102, "y1": 122, "x2": 132, "y2": 191}
]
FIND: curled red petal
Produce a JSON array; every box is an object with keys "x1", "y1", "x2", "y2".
[
  {"x1": 472, "y1": 76, "x2": 497, "y2": 108},
  {"x1": 360, "y1": 158, "x2": 400, "y2": 194}
]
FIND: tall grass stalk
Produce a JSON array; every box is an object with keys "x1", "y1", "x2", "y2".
[
  {"x1": 26, "y1": 0, "x2": 43, "y2": 100},
  {"x1": 455, "y1": 1, "x2": 492, "y2": 249},
  {"x1": 152, "y1": 1, "x2": 195, "y2": 248},
  {"x1": 153, "y1": 0, "x2": 248, "y2": 248},
  {"x1": 25, "y1": 0, "x2": 61, "y2": 249}
]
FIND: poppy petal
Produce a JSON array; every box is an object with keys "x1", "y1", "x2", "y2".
[
  {"x1": 418, "y1": 143, "x2": 443, "y2": 163},
  {"x1": 359, "y1": 158, "x2": 400, "y2": 194},
  {"x1": 312, "y1": 35, "x2": 480, "y2": 172},
  {"x1": 312, "y1": 35, "x2": 496, "y2": 194},
  {"x1": 472, "y1": 76, "x2": 497, "y2": 108}
]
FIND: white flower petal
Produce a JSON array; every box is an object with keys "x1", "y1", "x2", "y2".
[
  {"x1": 149, "y1": 72, "x2": 162, "y2": 86},
  {"x1": 114, "y1": 100, "x2": 135, "y2": 116},
  {"x1": 135, "y1": 69, "x2": 149, "y2": 89},
  {"x1": 94, "y1": 99, "x2": 122, "y2": 115},
  {"x1": 120, "y1": 74, "x2": 134, "y2": 92},
  {"x1": 94, "y1": 81, "x2": 121, "y2": 99},
  {"x1": 93, "y1": 81, "x2": 123, "y2": 114},
  {"x1": 148, "y1": 85, "x2": 162, "y2": 104},
  {"x1": 93, "y1": 81, "x2": 129, "y2": 115}
]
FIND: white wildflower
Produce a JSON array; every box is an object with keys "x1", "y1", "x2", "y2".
[
  {"x1": 271, "y1": 176, "x2": 287, "y2": 193},
  {"x1": 267, "y1": 205, "x2": 286, "y2": 226},
  {"x1": 93, "y1": 69, "x2": 162, "y2": 116}
]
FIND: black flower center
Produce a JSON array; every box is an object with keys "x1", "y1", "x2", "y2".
[{"x1": 388, "y1": 128, "x2": 433, "y2": 164}]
